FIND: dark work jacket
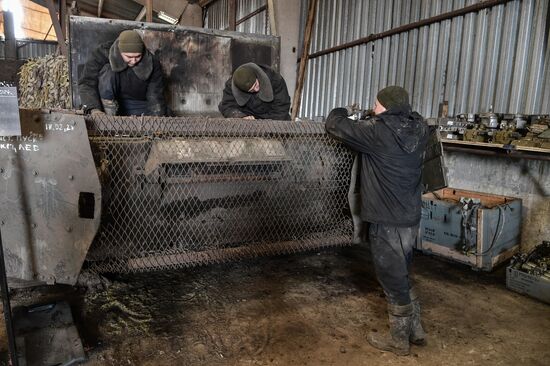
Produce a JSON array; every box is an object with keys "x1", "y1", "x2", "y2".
[
  {"x1": 218, "y1": 65, "x2": 291, "y2": 120},
  {"x1": 78, "y1": 40, "x2": 166, "y2": 116},
  {"x1": 325, "y1": 106, "x2": 428, "y2": 227}
]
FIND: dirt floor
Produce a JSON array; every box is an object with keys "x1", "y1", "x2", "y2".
[{"x1": 1, "y1": 245, "x2": 549, "y2": 365}]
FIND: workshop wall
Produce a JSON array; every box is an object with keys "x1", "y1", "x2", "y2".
[{"x1": 298, "y1": 0, "x2": 550, "y2": 119}]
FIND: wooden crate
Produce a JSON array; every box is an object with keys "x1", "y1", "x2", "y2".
[{"x1": 418, "y1": 188, "x2": 522, "y2": 271}]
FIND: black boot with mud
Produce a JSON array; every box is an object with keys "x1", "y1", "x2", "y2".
[
  {"x1": 410, "y1": 287, "x2": 427, "y2": 345},
  {"x1": 367, "y1": 303, "x2": 413, "y2": 356}
]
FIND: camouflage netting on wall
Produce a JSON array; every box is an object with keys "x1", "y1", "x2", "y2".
[
  {"x1": 18, "y1": 55, "x2": 70, "y2": 109},
  {"x1": 85, "y1": 115, "x2": 355, "y2": 273}
]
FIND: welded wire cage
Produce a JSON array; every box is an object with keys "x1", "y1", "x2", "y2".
[{"x1": 85, "y1": 115, "x2": 354, "y2": 273}]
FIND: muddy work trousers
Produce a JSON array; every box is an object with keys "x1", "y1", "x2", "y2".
[{"x1": 369, "y1": 223, "x2": 418, "y2": 306}]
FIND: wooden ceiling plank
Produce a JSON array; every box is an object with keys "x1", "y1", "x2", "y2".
[{"x1": 98, "y1": 0, "x2": 104, "y2": 17}]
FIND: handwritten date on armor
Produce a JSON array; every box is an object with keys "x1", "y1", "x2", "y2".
[{"x1": 46, "y1": 123, "x2": 75, "y2": 132}]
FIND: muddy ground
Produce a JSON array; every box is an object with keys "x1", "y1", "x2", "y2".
[{"x1": 1, "y1": 244, "x2": 549, "y2": 365}]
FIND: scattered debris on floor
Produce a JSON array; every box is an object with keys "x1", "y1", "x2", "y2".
[{"x1": 1, "y1": 247, "x2": 549, "y2": 366}]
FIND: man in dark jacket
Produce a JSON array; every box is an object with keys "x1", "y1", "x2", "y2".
[
  {"x1": 78, "y1": 30, "x2": 166, "y2": 116},
  {"x1": 218, "y1": 63, "x2": 291, "y2": 120},
  {"x1": 325, "y1": 86, "x2": 429, "y2": 356}
]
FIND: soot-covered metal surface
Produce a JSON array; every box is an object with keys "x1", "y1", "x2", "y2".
[{"x1": 69, "y1": 16, "x2": 281, "y2": 116}]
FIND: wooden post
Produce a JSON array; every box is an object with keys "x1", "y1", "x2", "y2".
[
  {"x1": 267, "y1": 0, "x2": 277, "y2": 36},
  {"x1": 2, "y1": 11, "x2": 16, "y2": 60},
  {"x1": 60, "y1": 0, "x2": 67, "y2": 38},
  {"x1": 136, "y1": 6, "x2": 146, "y2": 21},
  {"x1": 146, "y1": 0, "x2": 153, "y2": 22},
  {"x1": 228, "y1": 0, "x2": 236, "y2": 31},
  {"x1": 291, "y1": 0, "x2": 317, "y2": 121},
  {"x1": 45, "y1": 0, "x2": 67, "y2": 57}
]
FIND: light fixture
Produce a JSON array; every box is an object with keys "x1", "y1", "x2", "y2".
[{"x1": 158, "y1": 11, "x2": 178, "y2": 25}]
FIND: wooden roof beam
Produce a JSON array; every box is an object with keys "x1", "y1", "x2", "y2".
[
  {"x1": 135, "y1": 6, "x2": 146, "y2": 21},
  {"x1": 198, "y1": 0, "x2": 218, "y2": 7},
  {"x1": 98, "y1": 0, "x2": 104, "y2": 17}
]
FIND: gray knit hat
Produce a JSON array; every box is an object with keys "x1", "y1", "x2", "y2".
[
  {"x1": 117, "y1": 30, "x2": 144, "y2": 53},
  {"x1": 377, "y1": 86, "x2": 409, "y2": 109}
]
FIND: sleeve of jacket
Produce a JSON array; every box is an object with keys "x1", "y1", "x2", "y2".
[
  {"x1": 325, "y1": 107, "x2": 379, "y2": 154},
  {"x1": 78, "y1": 46, "x2": 108, "y2": 112},
  {"x1": 218, "y1": 78, "x2": 248, "y2": 118},
  {"x1": 146, "y1": 56, "x2": 167, "y2": 116},
  {"x1": 264, "y1": 73, "x2": 291, "y2": 120}
]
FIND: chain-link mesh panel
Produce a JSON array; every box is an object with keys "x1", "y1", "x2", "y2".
[{"x1": 85, "y1": 115, "x2": 354, "y2": 273}]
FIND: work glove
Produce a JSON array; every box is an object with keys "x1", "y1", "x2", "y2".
[
  {"x1": 361, "y1": 109, "x2": 375, "y2": 119},
  {"x1": 344, "y1": 103, "x2": 361, "y2": 116}
]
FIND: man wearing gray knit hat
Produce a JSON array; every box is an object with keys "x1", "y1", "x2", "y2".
[
  {"x1": 218, "y1": 62, "x2": 291, "y2": 120},
  {"x1": 79, "y1": 29, "x2": 166, "y2": 116},
  {"x1": 325, "y1": 86, "x2": 429, "y2": 356}
]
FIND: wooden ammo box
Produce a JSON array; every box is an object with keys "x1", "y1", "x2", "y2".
[{"x1": 418, "y1": 188, "x2": 522, "y2": 271}]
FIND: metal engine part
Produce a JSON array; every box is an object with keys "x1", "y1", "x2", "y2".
[
  {"x1": 440, "y1": 113, "x2": 550, "y2": 146},
  {"x1": 510, "y1": 241, "x2": 550, "y2": 280}
]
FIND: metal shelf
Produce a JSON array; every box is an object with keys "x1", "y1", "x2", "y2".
[{"x1": 441, "y1": 139, "x2": 550, "y2": 161}]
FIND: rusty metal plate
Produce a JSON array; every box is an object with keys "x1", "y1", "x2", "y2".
[
  {"x1": 69, "y1": 16, "x2": 280, "y2": 116},
  {"x1": 0, "y1": 111, "x2": 101, "y2": 286}
]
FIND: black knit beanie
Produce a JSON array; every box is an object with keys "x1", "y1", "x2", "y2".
[{"x1": 377, "y1": 86, "x2": 409, "y2": 109}]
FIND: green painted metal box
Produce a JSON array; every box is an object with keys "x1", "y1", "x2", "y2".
[{"x1": 418, "y1": 188, "x2": 522, "y2": 271}]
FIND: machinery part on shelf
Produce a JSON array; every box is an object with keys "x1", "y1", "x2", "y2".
[
  {"x1": 480, "y1": 112, "x2": 500, "y2": 129},
  {"x1": 510, "y1": 241, "x2": 550, "y2": 280},
  {"x1": 439, "y1": 112, "x2": 550, "y2": 147}
]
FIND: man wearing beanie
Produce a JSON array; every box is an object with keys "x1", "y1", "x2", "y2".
[
  {"x1": 218, "y1": 62, "x2": 291, "y2": 120},
  {"x1": 325, "y1": 86, "x2": 429, "y2": 356},
  {"x1": 79, "y1": 29, "x2": 166, "y2": 116}
]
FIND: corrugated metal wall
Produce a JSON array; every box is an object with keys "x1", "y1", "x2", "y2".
[
  {"x1": 205, "y1": 0, "x2": 270, "y2": 35},
  {"x1": 16, "y1": 40, "x2": 58, "y2": 59},
  {"x1": 301, "y1": 0, "x2": 550, "y2": 119},
  {"x1": 0, "y1": 40, "x2": 58, "y2": 60}
]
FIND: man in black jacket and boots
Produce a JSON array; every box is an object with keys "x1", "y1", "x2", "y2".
[
  {"x1": 218, "y1": 63, "x2": 291, "y2": 120},
  {"x1": 325, "y1": 86, "x2": 428, "y2": 356},
  {"x1": 79, "y1": 30, "x2": 166, "y2": 116}
]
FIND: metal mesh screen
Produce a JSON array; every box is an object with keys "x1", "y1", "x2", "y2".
[{"x1": 85, "y1": 115, "x2": 354, "y2": 273}]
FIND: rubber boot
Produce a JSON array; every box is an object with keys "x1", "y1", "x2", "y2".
[
  {"x1": 101, "y1": 99, "x2": 118, "y2": 116},
  {"x1": 409, "y1": 287, "x2": 427, "y2": 345},
  {"x1": 367, "y1": 303, "x2": 413, "y2": 356}
]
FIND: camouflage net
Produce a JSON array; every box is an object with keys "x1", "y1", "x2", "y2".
[{"x1": 18, "y1": 54, "x2": 71, "y2": 109}]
